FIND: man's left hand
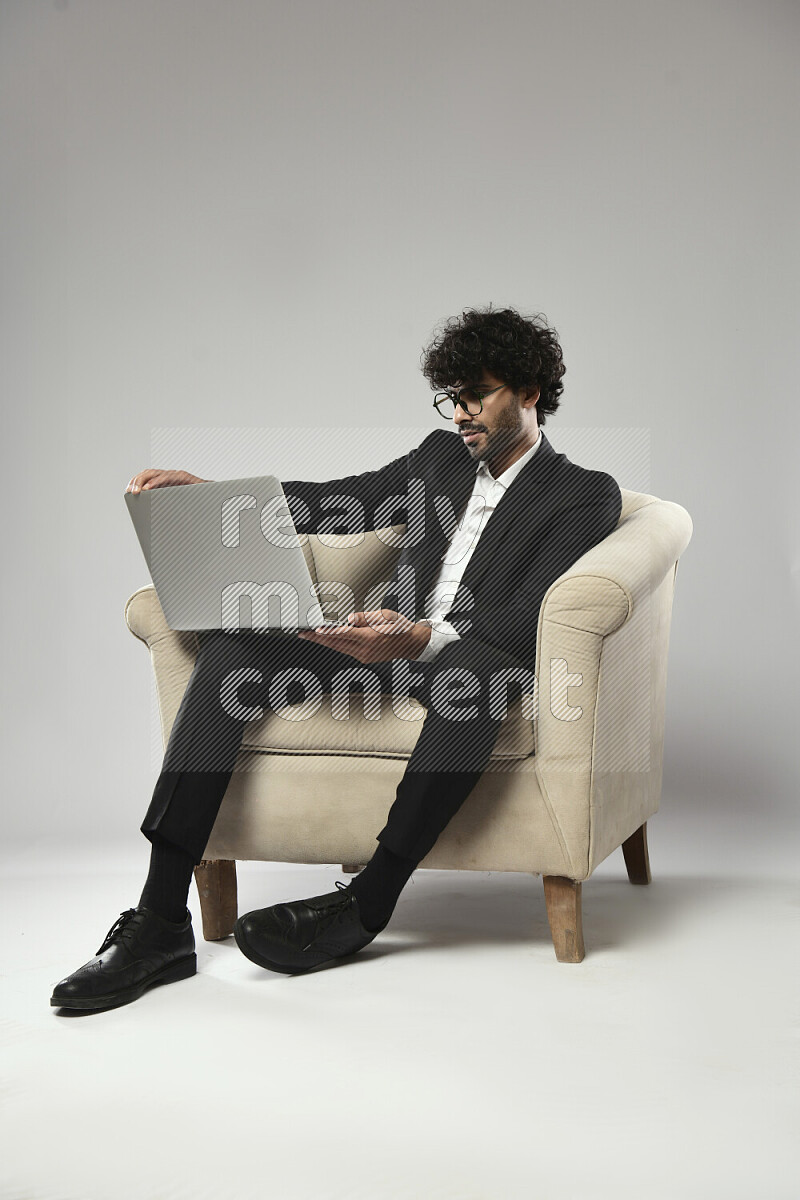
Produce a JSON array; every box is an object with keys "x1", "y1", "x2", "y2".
[{"x1": 298, "y1": 609, "x2": 432, "y2": 663}]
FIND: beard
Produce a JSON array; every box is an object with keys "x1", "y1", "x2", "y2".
[{"x1": 462, "y1": 400, "x2": 526, "y2": 463}]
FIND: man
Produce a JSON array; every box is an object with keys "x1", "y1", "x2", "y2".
[{"x1": 51, "y1": 306, "x2": 622, "y2": 1011}]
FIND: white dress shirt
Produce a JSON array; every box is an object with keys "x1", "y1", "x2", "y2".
[{"x1": 415, "y1": 429, "x2": 543, "y2": 661}]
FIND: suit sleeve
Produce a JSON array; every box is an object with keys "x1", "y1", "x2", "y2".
[
  {"x1": 282, "y1": 430, "x2": 441, "y2": 537},
  {"x1": 460, "y1": 473, "x2": 623, "y2": 666}
]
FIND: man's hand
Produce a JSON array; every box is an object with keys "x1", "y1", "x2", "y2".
[
  {"x1": 298, "y1": 609, "x2": 433, "y2": 663},
  {"x1": 126, "y1": 469, "x2": 208, "y2": 493}
]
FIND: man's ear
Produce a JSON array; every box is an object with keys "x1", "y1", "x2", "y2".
[{"x1": 524, "y1": 386, "x2": 540, "y2": 408}]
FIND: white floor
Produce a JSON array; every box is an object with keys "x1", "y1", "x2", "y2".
[{"x1": 1, "y1": 837, "x2": 798, "y2": 1200}]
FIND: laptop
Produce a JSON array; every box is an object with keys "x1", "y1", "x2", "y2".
[{"x1": 124, "y1": 475, "x2": 349, "y2": 632}]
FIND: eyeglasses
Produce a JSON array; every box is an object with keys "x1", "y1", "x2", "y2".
[{"x1": 432, "y1": 383, "x2": 504, "y2": 420}]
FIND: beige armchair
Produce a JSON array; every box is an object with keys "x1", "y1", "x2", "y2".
[{"x1": 125, "y1": 488, "x2": 692, "y2": 962}]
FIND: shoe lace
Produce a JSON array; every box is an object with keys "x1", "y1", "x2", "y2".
[
  {"x1": 297, "y1": 883, "x2": 362, "y2": 945},
  {"x1": 95, "y1": 908, "x2": 140, "y2": 956},
  {"x1": 302, "y1": 880, "x2": 353, "y2": 930}
]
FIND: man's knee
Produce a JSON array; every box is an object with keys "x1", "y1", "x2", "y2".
[
  {"x1": 426, "y1": 637, "x2": 532, "y2": 719},
  {"x1": 431, "y1": 635, "x2": 525, "y2": 681},
  {"x1": 197, "y1": 627, "x2": 271, "y2": 665}
]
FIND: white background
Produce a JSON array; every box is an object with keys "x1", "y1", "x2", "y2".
[
  {"x1": 2, "y1": 0, "x2": 797, "y2": 859},
  {"x1": 1, "y1": 5, "x2": 797, "y2": 1198}
]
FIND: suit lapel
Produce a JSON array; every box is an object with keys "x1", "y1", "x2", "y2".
[
  {"x1": 451, "y1": 431, "x2": 559, "y2": 599},
  {"x1": 409, "y1": 436, "x2": 478, "y2": 589}
]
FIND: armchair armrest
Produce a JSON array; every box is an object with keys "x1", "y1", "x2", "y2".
[
  {"x1": 125, "y1": 585, "x2": 200, "y2": 750},
  {"x1": 539, "y1": 497, "x2": 694, "y2": 638},
  {"x1": 531, "y1": 496, "x2": 693, "y2": 878}
]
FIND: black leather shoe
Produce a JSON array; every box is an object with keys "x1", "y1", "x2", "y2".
[
  {"x1": 50, "y1": 906, "x2": 196, "y2": 1012},
  {"x1": 234, "y1": 880, "x2": 389, "y2": 975}
]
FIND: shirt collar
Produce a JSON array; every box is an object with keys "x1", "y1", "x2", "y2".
[{"x1": 476, "y1": 428, "x2": 543, "y2": 489}]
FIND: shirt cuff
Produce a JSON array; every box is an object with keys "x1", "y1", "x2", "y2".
[{"x1": 415, "y1": 619, "x2": 462, "y2": 662}]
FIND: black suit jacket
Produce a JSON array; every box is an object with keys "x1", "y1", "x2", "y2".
[{"x1": 284, "y1": 428, "x2": 622, "y2": 676}]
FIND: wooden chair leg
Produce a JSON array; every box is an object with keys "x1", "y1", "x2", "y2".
[
  {"x1": 622, "y1": 822, "x2": 652, "y2": 885},
  {"x1": 193, "y1": 859, "x2": 238, "y2": 941},
  {"x1": 341, "y1": 863, "x2": 366, "y2": 874},
  {"x1": 542, "y1": 876, "x2": 585, "y2": 963}
]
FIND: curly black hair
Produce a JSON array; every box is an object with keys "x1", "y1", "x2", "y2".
[{"x1": 420, "y1": 305, "x2": 565, "y2": 426}]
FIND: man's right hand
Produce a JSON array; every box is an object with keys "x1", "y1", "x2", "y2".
[{"x1": 126, "y1": 469, "x2": 208, "y2": 493}]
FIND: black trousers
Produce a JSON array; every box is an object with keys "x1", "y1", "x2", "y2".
[{"x1": 141, "y1": 627, "x2": 528, "y2": 865}]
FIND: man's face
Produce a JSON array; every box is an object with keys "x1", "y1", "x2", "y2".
[{"x1": 451, "y1": 369, "x2": 538, "y2": 466}]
